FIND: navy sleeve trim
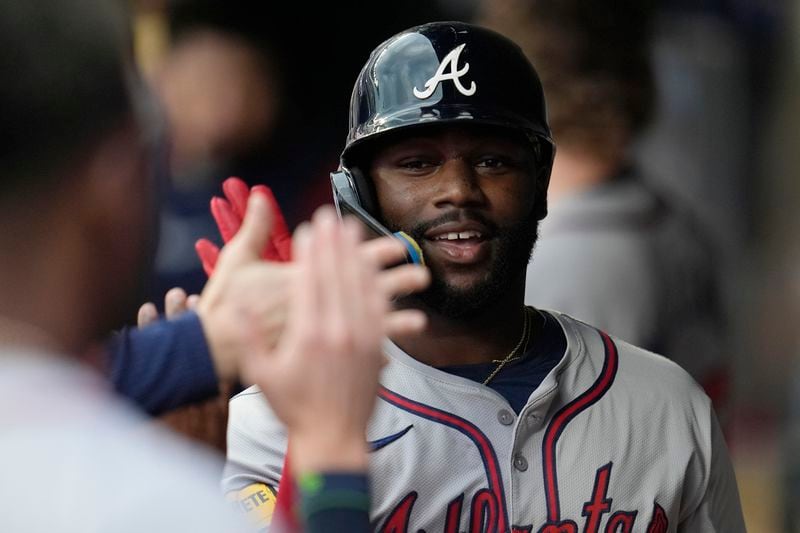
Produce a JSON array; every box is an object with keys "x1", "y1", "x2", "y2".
[{"x1": 107, "y1": 311, "x2": 218, "y2": 414}]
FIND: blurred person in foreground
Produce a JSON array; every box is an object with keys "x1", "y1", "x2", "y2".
[
  {"x1": 480, "y1": 0, "x2": 731, "y2": 417},
  {"x1": 787, "y1": 365, "x2": 800, "y2": 532},
  {"x1": 0, "y1": 1, "x2": 427, "y2": 531},
  {"x1": 0, "y1": 2, "x2": 246, "y2": 530}
]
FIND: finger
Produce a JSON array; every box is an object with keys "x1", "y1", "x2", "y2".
[
  {"x1": 210, "y1": 196, "x2": 241, "y2": 244},
  {"x1": 377, "y1": 264, "x2": 431, "y2": 300},
  {"x1": 359, "y1": 237, "x2": 409, "y2": 270},
  {"x1": 222, "y1": 177, "x2": 250, "y2": 220},
  {"x1": 313, "y1": 207, "x2": 347, "y2": 347},
  {"x1": 251, "y1": 187, "x2": 287, "y2": 262},
  {"x1": 186, "y1": 294, "x2": 200, "y2": 310},
  {"x1": 293, "y1": 221, "x2": 310, "y2": 242},
  {"x1": 342, "y1": 215, "x2": 365, "y2": 247},
  {"x1": 345, "y1": 217, "x2": 388, "y2": 363},
  {"x1": 384, "y1": 310, "x2": 428, "y2": 338},
  {"x1": 165, "y1": 287, "x2": 188, "y2": 319},
  {"x1": 253, "y1": 185, "x2": 292, "y2": 262},
  {"x1": 220, "y1": 191, "x2": 273, "y2": 267},
  {"x1": 253, "y1": 186, "x2": 290, "y2": 237},
  {"x1": 283, "y1": 223, "x2": 317, "y2": 343},
  {"x1": 237, "y1": 191, "x2": 273, "y2": 252},
  {"x1": 137, "y1": 302, "x2": 158, "y2": 328},
  {"x1": 340, "y1": 217, "x2": 372, "y2": 351},
  {"x1": 195, "y1": 238, "x2": 220, "y2": 276}
]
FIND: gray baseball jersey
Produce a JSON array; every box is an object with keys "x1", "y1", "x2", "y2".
[{"x1": 224, "y1": 312, "x2": 744, "y2": 532}]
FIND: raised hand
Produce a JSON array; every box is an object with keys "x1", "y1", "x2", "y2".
[
  {"x1": 136, "y1": 288, "x2": 200, "y2": 328},
  {"x1": 243, "y1": 207, "x2": 393, "y2": 473}
]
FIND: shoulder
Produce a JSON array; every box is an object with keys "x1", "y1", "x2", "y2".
[
  {"x1": 555, "y1": 312, "x2": 711, "y2": 411},
  {"x1": 230, "y1": 384, "x2": 270, "y2": 412},
  {"x1": 228, "y1": 385, "x2": 286, "y2": 440},
  {"x1": 229, "y1": 385, "x2": 281, "y2": 422},
  {"x1": 0, "y1": 402, "x2": 248, "y2": 532},
  {"x1": 224, "y1": 385, "x2": 287, "y2": 493}
]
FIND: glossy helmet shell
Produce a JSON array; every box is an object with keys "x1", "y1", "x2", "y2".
[{"x1": 339, "y1": 21, "x2": 555, "y2": 219}]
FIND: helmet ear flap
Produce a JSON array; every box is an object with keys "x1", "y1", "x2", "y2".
[
  {"x1": 348, "y1": 166, "x2": 379, "y2": 216},
  {"x1": 331, "y1": 166, "x2": 379, "y2": 217}
]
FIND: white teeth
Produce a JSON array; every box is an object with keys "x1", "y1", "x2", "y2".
[{"x1": 434, "y1": 230, "x2": 482, "y2": 241}]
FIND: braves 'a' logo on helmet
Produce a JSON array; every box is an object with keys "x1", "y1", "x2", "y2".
[{"x1": 413, "y1": 44, "x2": 477, "y2": 99}]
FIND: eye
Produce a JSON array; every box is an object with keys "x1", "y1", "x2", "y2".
[
  {"x1": 475, "y1": 156, "x2": 514, "y2": 171},
  {"x1": 397, "y1": 158, "x2": 436, "y2": 173},
  {"x1": 476, "y1": 157, "x2": 503, "y2": 168}
]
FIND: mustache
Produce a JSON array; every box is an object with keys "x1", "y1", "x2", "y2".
[{"x1": 405, "y1": 210, "x2": 499, "y2": 239}]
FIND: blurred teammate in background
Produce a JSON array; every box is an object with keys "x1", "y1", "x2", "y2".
[{"x1": 481, "y1": 0, "x2": 731, "y2": 418}]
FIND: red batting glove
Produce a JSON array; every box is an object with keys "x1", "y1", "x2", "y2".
[
  {"x1": 195, "y1": 177, "x2": 293, "y2": 275},
  {"x1": 271, "y1": 455, "x2": 300, "y2": 532}
]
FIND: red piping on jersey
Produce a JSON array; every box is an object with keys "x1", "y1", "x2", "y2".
[
  {"x1": 541, "y1": 330, "x2": 619, "y2": 522},
  {"x1": 379, "y1": 387, "x2": 509, "y2": 532}
]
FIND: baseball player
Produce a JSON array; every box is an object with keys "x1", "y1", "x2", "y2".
[{"x1": 223, "y1": 22, "x2": 745, "y2": 532}]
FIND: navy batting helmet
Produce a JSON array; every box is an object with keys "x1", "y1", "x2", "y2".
[{"x1": 332, "y1": 21, "x2": 555, "y2": 221}]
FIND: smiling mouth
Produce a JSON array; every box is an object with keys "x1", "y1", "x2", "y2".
[
  {"x1": 424, "y1": 230, "x2": 491, "y2": 264},
  {"x1": 431, "y1": 230, "x2": 484, "y2": 241}
]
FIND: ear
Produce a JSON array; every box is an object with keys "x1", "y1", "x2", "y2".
[
  {"x1": 78, "y1": 120, "x2": 153, "y2": 235},
  {"x1": 72, "y1": 119, "x2": 159, "y2": 332},
  {"x1": 73, "y1": 118, "x2": 159, "y2": 301}
]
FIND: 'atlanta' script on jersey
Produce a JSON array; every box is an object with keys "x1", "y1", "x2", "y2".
[{"x1": 378, "y1": 468, "x2": 670, "y2": 533}]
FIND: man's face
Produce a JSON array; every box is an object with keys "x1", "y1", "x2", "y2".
[{"x1": 368, "y1": 125, "x2": 540, "y2": 318}]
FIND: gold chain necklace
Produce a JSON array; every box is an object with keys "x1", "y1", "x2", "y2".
[{"x1": 483, "y1": 307, "x2": 532, "y2": 385}]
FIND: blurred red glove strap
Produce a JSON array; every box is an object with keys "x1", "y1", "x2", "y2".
[{"x1": 194, "y1": 177, "x2": 299, "y2": 530}]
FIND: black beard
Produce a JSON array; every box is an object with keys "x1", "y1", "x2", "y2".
[{"x1": 389, "y1": 209, "x2": 539, "y2": 319}]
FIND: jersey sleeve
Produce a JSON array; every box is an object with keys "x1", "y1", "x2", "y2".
[
  {"x1": 678, "y1": 404, "x2": 746, "y2": 532},
  {"x1": 223, "y1": 387, "x2": 288, "y2": 530},
  {"x1": 107, "y1": 311, "x2": 218, "y2": 415}
]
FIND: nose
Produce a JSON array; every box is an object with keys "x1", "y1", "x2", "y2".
[{"x1": 432, "y1": 158, "x2": 487, "y2": 209}]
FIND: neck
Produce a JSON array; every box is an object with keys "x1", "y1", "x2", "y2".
[
  {"x1": 391, "y1": 280, "x2": 529, "y2": 367},
  {"x1": 0, "y1": 314, "x2": 61, "y2": 354},
  {"x1": 0, "y1": 223, "x2": 94, "y2": 357}
]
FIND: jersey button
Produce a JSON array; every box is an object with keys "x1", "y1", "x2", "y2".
[
  {"x1": 527, "y1": 412, "x2": 542, "y2": 423},
  {"x1": 513, "y1": 455, "x2": 529, "y2": 472},
  {"x1": 497, "y1": 409, "x2": 514, "y2": 426}
]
